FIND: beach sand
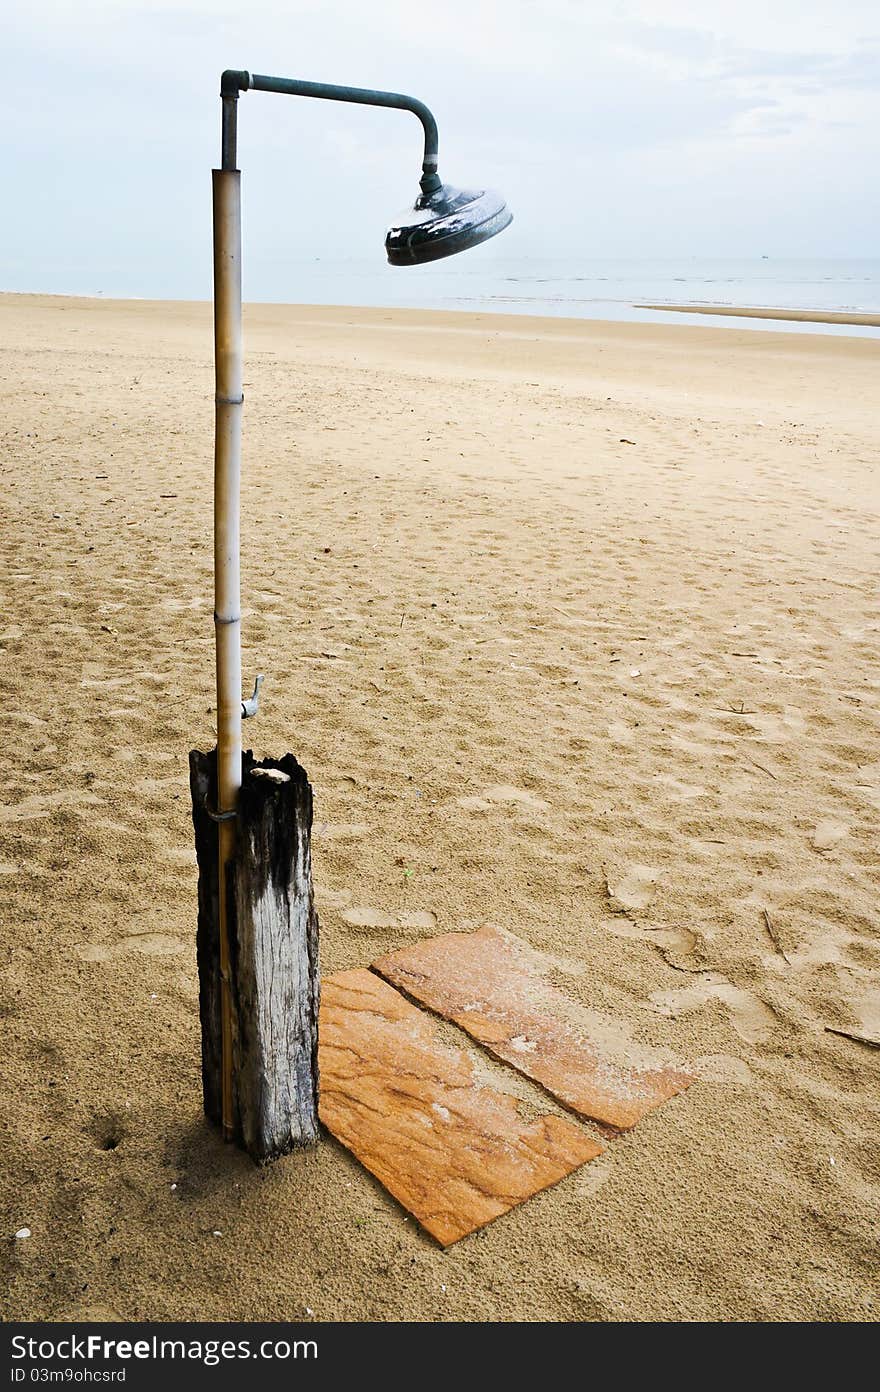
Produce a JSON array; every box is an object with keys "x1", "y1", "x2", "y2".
[{"x1": 1, "y1": 293, "x2": 878, "y2": 1322}]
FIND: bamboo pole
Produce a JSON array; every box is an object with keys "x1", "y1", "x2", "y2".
[{"x1": 212, "y1": 166, "x2": 243, "y2": 1141}]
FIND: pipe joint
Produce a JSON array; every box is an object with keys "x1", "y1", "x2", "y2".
[{"x1": 221, "y1": 69, "x2": 250, "y2": 98}]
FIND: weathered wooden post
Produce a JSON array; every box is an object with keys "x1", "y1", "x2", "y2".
[{"x1": 190, "y1": 751, "x2": 320, "y2": 1161}]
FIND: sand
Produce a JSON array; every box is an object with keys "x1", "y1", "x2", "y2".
[{"x1": 1, "y1": 292, "x2": 878, "y2": 1323}]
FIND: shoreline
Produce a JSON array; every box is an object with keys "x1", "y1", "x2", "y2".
[{"x1": 4, "y1": 288, "x2": 880, "y2": 338}]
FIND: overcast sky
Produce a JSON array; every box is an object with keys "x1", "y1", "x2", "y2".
[{"x1": 3, "y1": 0, "x2": 878, "y2": 298}]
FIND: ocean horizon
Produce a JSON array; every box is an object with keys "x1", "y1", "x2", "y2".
[{"x1": 5, "y1": 256, "x2": 880, "y2": 336}]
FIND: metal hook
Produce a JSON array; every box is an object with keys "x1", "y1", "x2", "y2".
[{"x1": 242, "y1": 672, "x2": 264, "y2": 719}]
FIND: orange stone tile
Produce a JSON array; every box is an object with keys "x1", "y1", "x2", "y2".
[
  {"x1": 318, "y1": 969, "x2": 602, "y2": 1246},
  {"x1": 373, "y1": 925, "x2": 693, "y2": 1130}
]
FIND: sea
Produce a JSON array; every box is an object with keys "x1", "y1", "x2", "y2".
[
  {"x1": 255, "y1": 256, "x2": 880, "y2": 337},
  {"x1": 10, "y1": 258, "x2": 880, "y2": 337}
]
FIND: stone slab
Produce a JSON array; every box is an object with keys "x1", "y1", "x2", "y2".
[
  {"x1": 318, "y1": 968, "x2": 602, "y2": 1246},
  {"x1": 373, "y1": 925, "x2": 693, "y2": 1130}
]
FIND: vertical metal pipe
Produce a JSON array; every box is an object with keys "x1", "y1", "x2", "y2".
[
  {"x1": 212, "y1": 167, "x2": 243, "y2": 1141},
  {"x1": 221, "y1": 95, "x2": 238, "y2": 172}
]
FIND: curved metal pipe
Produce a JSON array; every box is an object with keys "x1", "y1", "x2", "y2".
[{"x1": 220, "y1": 69, "x2": 441, "y2": 190}]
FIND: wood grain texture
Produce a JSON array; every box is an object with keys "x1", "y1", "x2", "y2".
[
  {"x1": 318, "y1": 969, "x2": 602, "y2": 1246},
  {"x1": 189, "y1": 749, "x2": 223, "y2": 1127},
  {"x1": 190, "y1": 748, "x2": 320, "y2": 1163},
  {"x1": 373, "y1": 925, "x2": 693, "y2": 1130}
]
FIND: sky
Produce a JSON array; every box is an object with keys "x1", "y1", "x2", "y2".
[{"x1": 3, "y1": 0, "x2": 879, "y2": 298}]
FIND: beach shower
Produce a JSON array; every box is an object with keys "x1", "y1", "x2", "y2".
[{"x1": 202, "y1": 69, "x2": 512, "y2": 1151}]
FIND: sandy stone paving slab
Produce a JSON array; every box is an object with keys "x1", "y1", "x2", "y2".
[
  {"x1": 373, "y1": 925, "x2": 693, "y2": 1130},
  {"x1": 318, "y1": 968, "x2": 603, "y2": 1246}
]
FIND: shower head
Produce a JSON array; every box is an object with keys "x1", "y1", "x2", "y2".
[{"x1": 386, "y1": 183, "x2": 512, "y2": 266}]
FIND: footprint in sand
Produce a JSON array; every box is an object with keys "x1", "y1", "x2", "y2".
[
  {"x1": 650, "y1": 973, "x2": 777, "y2": 1044},
  {"x1": 606, "y1": 916, "x2": 697, "y2": 957},
  {"x1": 740, "y1": 705, "x2": 806, "y2": 743},
  {"x1": 852, "y1": 762, "x2": 880, "y2": 811},
  {"x1": 66, "y1": 1305, "x2": 124, "y2": 1322},
  {"x1": 811, "y1": 819, "x2": 848, "y2": 852},
  {"x1": 135, "y1": 776, "x2": 184, "y2": 794},
  {"x1": 570, "y1": 1154, "x2": 615, "y2": 1200},
  {"x1": 785, "y1": 927, "x2": 869, "y2": 971},
  {"x1": 653, "y1": 773, "x2": 708, "y2": 802},
  {"x1": 161, "y1": 596, "x2": 208, "y2": 611},
  {"x1": 0, "y1": 790, "x2": 103, "y2": 824},
  {"x1": 692, "y1": 1053, "x2": 754, "y2": 1086},
  {"x1": 75, "y1": 933, "x2": 186, "y2": 962},
  {"x1": 457, "y1": 785, "x2": 550, "y2": 813},
  {"x1": 606, "y1": 720, "x2": 634, "y2": 746},
  {"x1": 313, "y1": 822, "x2": 372, "y2": 841},
  {"x1": 341, "y1": 907, "x2": 437, "y2": 932},
  {"x1": 318, "y1": 887, "x2": 354, "y2": 912},
  {"x1": 834, "y1": 985, "x2": 880, "y2": 1044},
  {"x1": 605, "y1": 864, "x2": 660, "y2": 913},
  {"x1": 163, "y1": 846, "x2": 198, "y2": 867}
]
